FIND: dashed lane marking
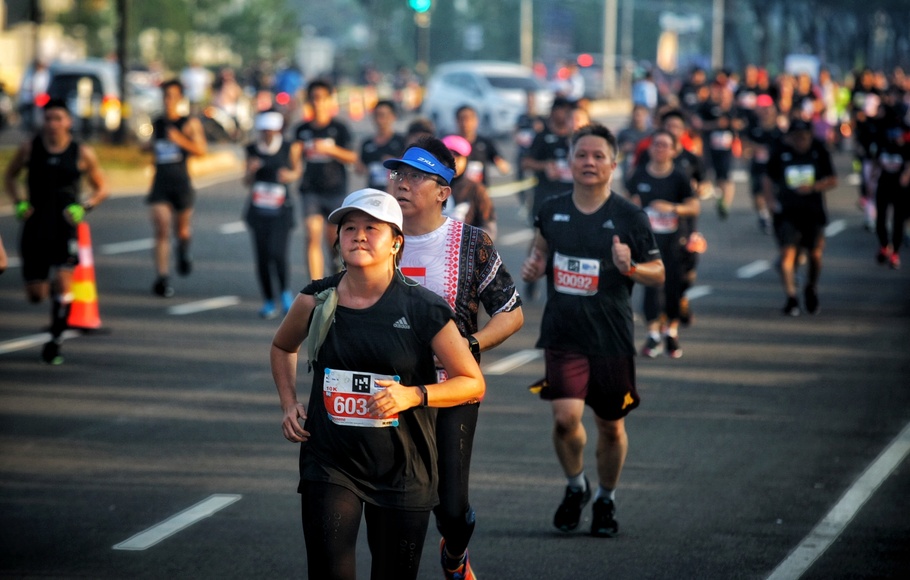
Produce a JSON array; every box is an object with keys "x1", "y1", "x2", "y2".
[
  {"x1": 824, "y1": 219, "x2": 846, "y2": 237},
  {"x1": 0, "y1": 330, "x2": 81, "y2": 355},
  {"x1": 100, "y1": 238, "x2": 154, "y2": 255},
  {"x1": 167, "y1": 296, "x2": 241, "y2": 316},
  {"x1": 684, "y1": 285, "x2": 712, "y2": 300},
  {"x1": 113, "y1": 494, "x2": 242, "y2": 551},
  {"x1": 219, "y1": 221, "x2": 247, "y2": 234},
  {"x1": 498, "y1": 229, "x2": 535, "y2": 246},
  {"x1": 766, "y1": 422, "x2": 910, "y2": 580},
  {"x1": 737, "y1": 260, "x2": 771, "y2": 279},
  {"x1": 483, "y1": 349, "x2": 542, "y2": 375}
]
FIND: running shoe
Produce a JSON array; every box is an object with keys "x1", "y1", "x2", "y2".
[
  {"x1": 553, "y1": 477, "x2": 591, "y2": 532},
  {"x1": 665, "y1": 335, "x2": 683, "y2": 358},
  {"x1": 641, "y1": 336, "x2": 663, "y2": 358},
  {"x1": 890, "y1": 253, "x2": 901, "y2": 270},
  {"x1": 590, "y1": 497, "x2": 619, "y2": 538},
  {"x1": 679, "y1": 297, "x2": 693, "y2": 326},
  {"x1": 716, "y1": 199, "x2": 729, "y2": 220},
  {"x1": 758, "y1": 216, "x2": 771, "y2": 235},
  {"x1": 41, "y1": 340, "x2": 63, "y2": 365},
  {"x1": 177, "y1": 244, "x2": 193, "y2": 276},
  {"x1": 259, "y1": 300, "x2": 278, "y2": 319},
  {"x1": 440, "y1": 539, "x2": 477, "y2": 580},
  {"x1": 877, "y1": 246, "x2": 892, "y2": 264},
  {"x1": 782, "y1": 296, "x2": 800, "y2": 317},
  {"x1": 804, "y1": 286, "x2": 820, "y2": 315},
  {"x1": 153, "y1": 276, "x2": 175, "y2": 298},
  {"x1": 281, "y1": 290, "x2": 295, "y2": 313}
]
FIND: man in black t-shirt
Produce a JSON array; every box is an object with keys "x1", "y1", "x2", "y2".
[
  {"x1": 293, "y1": 79, "x2": 357, "y2": 280},
  {"x1": 763, "y1": 119, "x2": 837, "y2": 316},
  {"x1": 455, "y1": 105, "x2": 511, "y2": 186},
  {"x1": 522, "y1": 124, "x2": 664, "y2": 539}
]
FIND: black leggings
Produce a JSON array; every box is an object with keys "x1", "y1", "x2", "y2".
[
  {"x1": 300, "y1": 481, "x2": 431, "y2": 580},
  {"x1": 434, "y1": 402, "x2": 479, "y2": 557},
  {"x1": 644, "y1": 237, "x2": 683, "y2": 322},
  {"x1": 249, "y1": 216, "x2": 292, "y2": 301},
  {"x1": 875, "y1": 173, "x2": 909, "y2": 252}
]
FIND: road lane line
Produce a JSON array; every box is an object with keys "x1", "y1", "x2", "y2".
[
  {"x1": 684, "y1": 285, "x2": 712, "y2": 300},
  {"x1": 101, "y1": 238, "x2": 154, "y2": 255},
  {"x1": 167, "y1": 296, "x2": 240, "y2": 315},
  {"x1": 219, "y1": 221, "x2": 247, "y2": 234},
  {"x1": 0, "y1": 330, "x2": 80, "y2": 355},
  {"x1": 113, "y1": 494, "x2": 242, "y2": 551},
  {"x1": 824, "y1": 219, "x2": 846, "y2": 237},
  {"x1": 488, "y1": 177, "x2": 537, "y2": 199},
  {"x1": 766, "y1": 422, "x2": 910, "y2": 580},
  {"x1": 484, "y1": 349, "x2": 542, "y2": 375},
  {"x1": 498, "y1": 229, "x2": 535, "y2": 246},
  {"x1": 737, "y1": 260, "x2": 771, "y2": 279}
]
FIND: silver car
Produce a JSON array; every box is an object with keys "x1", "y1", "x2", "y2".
[{"x1": 421, "y1": 61, "x2": 553, "y2": 137}]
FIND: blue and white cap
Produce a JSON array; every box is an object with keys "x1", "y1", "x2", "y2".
[{"x1": 382, "y1": 147, "x2": 456, "y2": 185}]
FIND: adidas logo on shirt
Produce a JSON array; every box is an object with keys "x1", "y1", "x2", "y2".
[
  {"x1": 603, "y1": 219, "x2": 615, "y2": 229},
  {"x1": 393, "y1": 317, "x2": 411, "y2": 330}
]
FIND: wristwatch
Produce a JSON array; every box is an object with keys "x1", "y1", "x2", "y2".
[
  {"x1": 623, "y1": 260, "x2": 638, "y2": 276},
  {"x1": 467, "y1": 335, "x2": 481, "y2": 362}
]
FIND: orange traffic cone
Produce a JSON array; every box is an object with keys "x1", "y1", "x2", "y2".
[{"x1": 68, "y1": 221, "x2": 102, "y2": 330}]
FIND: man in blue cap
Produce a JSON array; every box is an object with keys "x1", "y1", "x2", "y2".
[{"x1": 384, "y1": 137, "x2": 524, "y2": 580}]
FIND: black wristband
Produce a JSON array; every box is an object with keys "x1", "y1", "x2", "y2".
[
  {"x1": 468, "y1": 335, "x2": 481, "y2": 362},
  {"x1": 416, "y1": 384, "x2": 428, "y2": 407}
]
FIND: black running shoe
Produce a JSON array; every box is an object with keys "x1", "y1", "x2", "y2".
[
  {"x1": 641, "y1": 336, "x2": 663, "y2": 358},
  {"x1": 41, "y1": 341, "x2": 63, "y2": 365},
  {"x1": 804, "y1": 286, "x2": 819, "y2": 315},
  {"x1": 153, "y1": 277, "x2": 175, "y2": 298},
  {"x1": 590, "y1": 497, "x2": 619, "y2": 538},
  {"x1": 665, "y1": 335, "x2": 683, "y2": 359},
  {"x1": 553, "y1": 477, "x2": 591, "y2": 532},
  {"x1": 177, "y1": 245, "x2": 193, "y2": 276},
  {"x1": 782, "y1": 296, "x2": 800, "y2": 317}
]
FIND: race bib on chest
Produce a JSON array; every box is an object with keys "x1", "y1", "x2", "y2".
[
  {"x1": 323, "y1": 368, "x2": 400, "y2": 428},
  {"x1": 553, "y1": 252, "x2": 600, "y2": 296},
  {"x1": 368, "y1": 161, "x2": 388, "y2": 185},
  {"x1": 784, "y1": 164, "x2": 816, "y2": 190},
  {"x1": 555, "y1": 159, "x2": 573, "y2": 182},
  {"x1": 465, "y1": 160, "x2": 484, "y2": 183},
  {"x1": 516, "y1": 129, "x2": 535, "y2": 149},
  {"x1": 645, "y1": 206, "x2": 679, "y2": 234},
  {"x1": 154, "y1": 139, "x2": 182, "y2": 164},
  {"x1": 251, "y1": 181, "x2": 286, "y2": 209},
  {"x1": 305, "y1": 138, "x2": 334, "y2": 162}
]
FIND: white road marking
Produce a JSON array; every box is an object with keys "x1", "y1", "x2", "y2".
[
  {"x1": 766, "y1": 422, "x2": 910, "y2": 580},
  {"x1": 737, "y1": 260, "x2": 771, "y2": 279},
  {"x1": 0, "y1": 330, "x2": 81, "y2": 355},
  {"x1": 488, "y1": 177, "x2": 537, "y2": 199},
  {"x1": 824, "y1": 219, "x2": 846, "y2": 237},
  {"x1": 498, "y1": 229, "x2": 535, "y2": 246},
  {"x1": 732, "y1": 169, "x2": 749, "y2": 183},
  {"x1": 3, "y1": 255, "x2": 21, "y2": 268},
  {"x1": 112, "y1": 494, "x2": 242, "y2": 551},
  {"x1": 219, "y1": 221, "x2": 247, "y2": 234},
  {"x1": 167, "y1": 296, "x2": 240, "y2": 315},
  {"x1": 684, "y1": 285, "x2": 712, "y2": 300},
  {"x1": 100, "y1": 238, "x2": 155, "y2": 255},
  {"x1": 846, "y1": 173, "x2": 861, "y2": 186},
  {"x1": 484, "y1": 349, "x2": 542, "y2": 375}
]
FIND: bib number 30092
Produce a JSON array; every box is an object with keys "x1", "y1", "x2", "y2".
[{"x1": 323, "y1": 368, "x2": 400, "y2": 428}]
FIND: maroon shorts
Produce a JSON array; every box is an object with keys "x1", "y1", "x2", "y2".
[{"x1": 541, "y1": 349, "x2": 640, "y2": 420}]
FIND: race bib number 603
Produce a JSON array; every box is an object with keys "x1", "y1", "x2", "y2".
[
  {"x1": 553, "y1": 252, "x2": 600, "y2": 296},
  {"x1": 323, "y1": 368, "x2": 400, "y2": 428}
]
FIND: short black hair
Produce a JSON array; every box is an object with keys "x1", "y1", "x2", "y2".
[
  {"x1": 307, "y1": 78, "x2": 333, "y2": 99},
  {"x1": 571, "y1": 123, "x2": 618, "y2": 157},
  {"x1": 551, "y1": 96, "x2": 576, "y2": 112},
  {"x1": 43, "y1": 98, "x2": 69, "y2": 114},
  {"x1": 411, "y1": 135, "x2": 456, "y2": 172},
  {"x1": 406, "y1": 117, "x2": 436, "y2": 138},
  {"x1": 660, "y1": 108, "x2": 686, "y2": 125},
  {"x1": 160, "y1": 79, "x2": 184, "y2": 95},
  {"x1": 455, "y1": 104, "x2": 477, "y2": 118},
  {"x1": 373, "y1": 99, "x2": 398, "y2": 116}
]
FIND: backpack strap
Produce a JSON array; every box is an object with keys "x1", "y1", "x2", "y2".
[{"x1": 307, "y1": 286, "x2": 338, "y2": 369}]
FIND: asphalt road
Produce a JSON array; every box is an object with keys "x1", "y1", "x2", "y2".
[{"x1": 1, "y1": 127, "x2": 909, "y2": 579}]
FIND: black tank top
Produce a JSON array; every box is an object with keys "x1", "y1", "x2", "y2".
[
  {"x1": 151, "y1": 116, "x2": 192, "y2": 193},
  {"x1": 27, "y1": 136, "x2": 81, "y2": 216}
]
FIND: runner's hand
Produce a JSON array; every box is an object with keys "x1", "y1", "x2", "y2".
[
  {"x1": 15, "y1": 200, "x2": 33, "y2": 221},
  {"x1": 612, "y1": 235, "x2": 633, "y2": 272},
  {"x1": 281, "y1": 402, "x2": 309, "y2": 443},
  {"x1": 370, "y1": 380, "x2": 421, "y2": 416},
  {"x1": 64, "y1": 203, "x2": 86, "y2": 225}
]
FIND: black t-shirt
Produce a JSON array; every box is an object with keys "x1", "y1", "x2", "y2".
[
  {"x1": 360, "y1": 133, "x2": 406, "y2": 190},
  {"x1": 527, "y1": 128, "x2": 574, "y2": 204},
  {"x1": 244, "y1": 140, "x2": 294, "y2": 220},
  {"x1": 27, "y1": 136, "x2": 81, "y2": 217},
  {"x1": 744, "y1": 123, "x2": 783, "y2": 171},
  {"x1": 535, "y1": 193, "x2": 660, "y2": 356},
  {"x1": 625, "y1": 167, "x2": 693, "y2": 263},
  {"x1": 151, "y1": 116, "x2": 193, "y2": 195},
  {"x1": 298, "y1": 273, "x2": 454, "y2": 510},
  {"x1": 294, "y1": 119, "x2": 353, "y2": 195},
  {"x1": 465, "y1": 135, "x2": 502, "y2": 185},
  {"x1": 766, "y1": 139, "x2": 835, "y2": 223}
]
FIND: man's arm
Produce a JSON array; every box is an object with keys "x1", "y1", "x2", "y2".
[
  {"x1": 169, "y1": 117, "x2": 207, "y2": 157},
  {"x1": 4, "y1": 142, "x2": 30, "y2": 204},
  {"x1": 473, "y1": 307, "x2": 523, "y2": 353},
  {"x1": 78, "y1": 144, "x2": 109, "y2": 209},
  {"x1": 611, "y1": 234, "x2": 664, "y2": 286}
]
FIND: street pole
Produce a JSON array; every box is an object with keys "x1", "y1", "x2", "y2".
[
  {"x1": 712, "y1": 0, "x2": 725, "y2": 71},
  {"x1": 114, "y1": 0, "x2": 128, "y2": 144},
  {"x1": 603, "y1": 0, "x2": 618, "y2": 98},
  {"x1": 520, "y1": 0, "x2": 532, "y2": 68},
  {"x1": 414, "y1": 12, "x2": 430, "y2": 77}
]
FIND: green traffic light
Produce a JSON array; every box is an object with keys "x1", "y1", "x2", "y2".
[{"x1": 408, "y1": 0, "x2": 431, "y2": 13}]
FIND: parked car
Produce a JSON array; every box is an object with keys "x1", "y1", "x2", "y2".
[
  {"x1": 26, "y1": 59, "x2": 162, "y2": 143},
  {"x1": 421, "y1": 61, "x2": 553, "y2": 136}
]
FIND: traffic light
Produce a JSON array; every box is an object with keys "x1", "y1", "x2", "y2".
[{"x1": 408, "y1": 0, "x2": 431, "y2": 13}]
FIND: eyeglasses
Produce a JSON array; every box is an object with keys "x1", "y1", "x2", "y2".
[{"x1": 388, "y1": 170, "x2": 443, "y2": 186}]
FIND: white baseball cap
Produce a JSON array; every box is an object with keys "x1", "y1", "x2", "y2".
[
  {"x1": 328, "y1": 188, "x2": 403, "y2": 230},
  {"x1": 254, "y1": 111, "x2": 283, "y2": 131}
]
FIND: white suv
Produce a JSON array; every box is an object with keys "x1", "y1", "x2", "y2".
[{"x1": 421, "y1": 61, "x2": 553, "y2": 136}]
